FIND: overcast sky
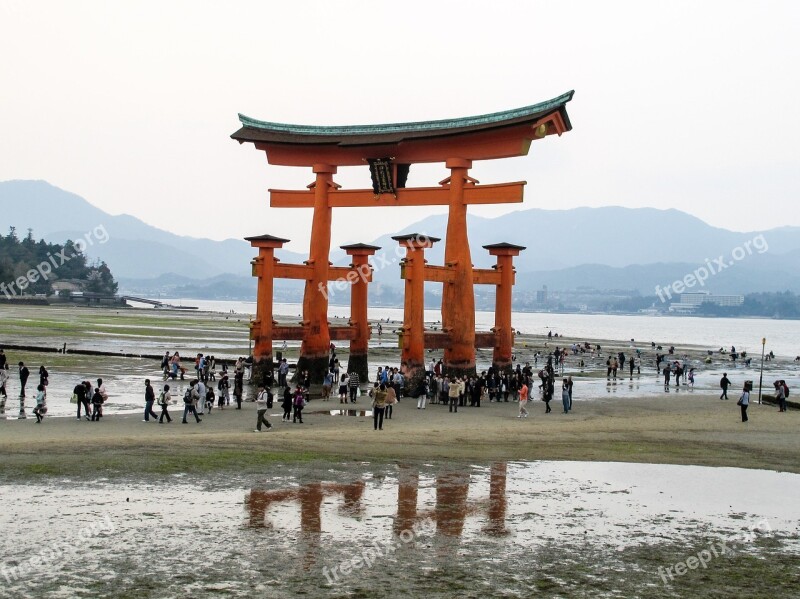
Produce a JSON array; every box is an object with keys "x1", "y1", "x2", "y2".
[{"x1": 1, "y1": 1, "x2": 798, "y2": 254}]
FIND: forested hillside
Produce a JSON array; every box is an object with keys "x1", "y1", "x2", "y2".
[{"x1": 0, "y1": 227, "x2": 117, "y2": 296}]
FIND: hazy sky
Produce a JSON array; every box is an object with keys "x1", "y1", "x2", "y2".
[{"x1": 2, "y1": 1, "x2": 798, "y2": 254}]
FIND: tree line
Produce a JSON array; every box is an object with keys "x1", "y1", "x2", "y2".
[{"x1": 0, "y1": 227, "x2": 118, "y2": 296}]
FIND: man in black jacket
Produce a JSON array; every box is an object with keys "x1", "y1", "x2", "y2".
[{"x1": 18, "y1": 362, "x2": 29, "y2": 397}]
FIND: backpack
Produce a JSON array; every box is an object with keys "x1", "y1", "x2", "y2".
[{"x1": 183, "y1": 389, "x2": 193, "y2": 404}]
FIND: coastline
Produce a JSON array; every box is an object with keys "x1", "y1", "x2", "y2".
[{"x1": 1, "y1": 303, "x2": 798, "y2": 481}]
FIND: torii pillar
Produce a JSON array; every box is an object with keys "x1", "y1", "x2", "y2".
[
  {"x1": 341, "y1": 243, "x2": 380, "y2": 382},
  {"x1": 246, "y1": 234, "x2": 289, "y2": 384},
  {"x1": 484, "y1": 243, "x2": 525, "y2": 372},
  {"x1": 442, "y1": 158, "x2": 476, "y2": 379},
  {"x1": 394, "y1": 233, "x2": 439, "y2": 393},
  {"x1": 297, "y1": 163, "x2": 337, "y2": 382}
]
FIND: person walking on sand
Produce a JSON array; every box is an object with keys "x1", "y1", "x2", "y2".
[
  {"x1": 19, "y1": 362, "x2": 30, "y2": 398},
  {"x1": 663, "y1": 365, "x2": 671, "y2": 390},
  {"x1": 561, "y1": 380, "x2": 570, "y2": 413},
  {"x1": 720, "y1": 373, "x2": 731, "y2": 400},
  {"x1": 0, "y1": 364, "x2": 8, "y2": 402},
  {"x1": 33, "y1": 384, "x2": 47, "y2": 423},
  {"x1": 448, "y1": 377, "x2": 461, "y2": 413},
  {"x1": 0, "y1": 367, "x2": 8, "y2": 414},
  {"x1": 338, "y1": 372, "x2": 349, "y2": 403},
  {"x1": 348, "y1": 370, "x2": 360, "y2": 403},
  {"x1": 195, "y1": 378, "x2": 207, "y2": 415},
  {"x1": 322, "y1": 370, "x2": 333, "y2": 401},
  {"x1": 96, "y1": 379, "x2": 108, "y2": 418},
  {"x1": 158, "y1": 384, "x2": 172, "y2": 423},
  {"x1": 218, "y1": 373, "x2": 230, "y2": 407},
  {"x1": 293, "y1": 386, "x2": 305, "y2": 423},
  {"x1": 281, "y1": 385, "x2": 293, "y2": 422},
  {"x1": 39, "y1": 365, "x2": 49, "y2": 388},
  {"x1": 181, "y1": 380, "x2": 202, "y2": 424},
  {"x1": 254, "y1": 386, "x2": 273, "y2": 432},
  {"x1": 372, "y1": 383, "x2": 388, "y2": 430},
  {"x1": 385, "y1": 384, "x2": 397, "y2": 419},
  {"x1": 518, "y1": 380, "x2": 529, "y2": 418},
  {"x1": 74, "y1": 381, "x2": 91, "y2": 421},
  {"x1": 143, "y1": 379, "x2": 159, "y2": 422},
  {"x1": 566, "y1": 376, "x2": 574, "y2": 411},
  {"x1": 90, "y1": 386, "x2": 104, "y2": 421},
  {"x1": 774, "y1": 381, "x2": 787, "y2": 412},
  {"x1": 738, "y1": 385, "x2": 750, "y2": 422},
  {"x1": 233, "y1": 372, "x2": 243, "y2": 409}
]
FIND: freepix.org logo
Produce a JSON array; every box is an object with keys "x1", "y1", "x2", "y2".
[
  {"x1": 654, "y1": 234, "x2": 768, "y2": 303},
  {"x1": 0, "y1": 225, "x2": 110, "y2": 299}
]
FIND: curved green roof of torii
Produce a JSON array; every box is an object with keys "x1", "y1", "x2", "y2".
[{"x1": 232, "y1": 90, "x2": 574, "y2": 146}]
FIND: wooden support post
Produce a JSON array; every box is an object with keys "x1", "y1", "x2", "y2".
[
  {"x1": 484, "y1": 243, "x2": 525, "y2": 373},
  {"x1": 297, "y1": 164, "x2": 336, "y2": 384},
  {"x1": 341, "y1": 243, "x2": 381, "y2": 383},
  {"x1": 394, "y1": 233, "x2": 439, "y2": 395},
  {"x1": 442, "y1": 158, "x2": 476, "y2": 378},
  {"x1": 245, "y1": 234, "x2": 289, "y2": 384}
]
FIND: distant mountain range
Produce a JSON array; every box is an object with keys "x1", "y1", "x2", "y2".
[{"x1": 2, "y1": 179, "x2": 799, "y2": 301}]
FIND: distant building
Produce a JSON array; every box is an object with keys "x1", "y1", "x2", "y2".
[
  {"x1": 535, "y1": 285, "x2": 548, "y2": 304},
  {"x1": 669, "y1": 291, "x2": 744, "y2": 312}
]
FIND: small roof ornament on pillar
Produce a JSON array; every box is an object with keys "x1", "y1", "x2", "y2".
[
  {"x1": 392, "y1": 233, "x2": 440, "y2": 248},
  {"x1": 245, "y1": 234, "x2": 290, "y2": 248},
  {"x1": 483, "y1": 242, "x2": 526, "y2": 256}
]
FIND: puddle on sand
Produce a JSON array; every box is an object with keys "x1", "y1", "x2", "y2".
[{"x1": 1, "y1": 461, "x2": 798, "y2": 598}]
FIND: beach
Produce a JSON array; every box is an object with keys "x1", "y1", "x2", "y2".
[
  {"x1": 2, "y1": 304, "x2": 800, "y2": 599},
  {"x1": 1, "y1": 302, "x2": 798, "y2": 478}
]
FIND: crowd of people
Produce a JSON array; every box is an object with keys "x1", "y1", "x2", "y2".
[{"x1": 0, "y1": 335, "x2": 791, "y2": 429}]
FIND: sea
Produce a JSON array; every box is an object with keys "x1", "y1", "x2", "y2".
[{"x1": 146, "y1": 299, "x2": 800, "y2": 358}]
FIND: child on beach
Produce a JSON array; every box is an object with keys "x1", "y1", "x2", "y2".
[
  {"x1": 205, "y1": 387, "x2": 216, "y2": 413},
  {"x1": 91, "y1": 387, "x2": 104, "y2": 421},
  {"x1": 33, "y1": 384, "x2": 47, "y2": 423}
]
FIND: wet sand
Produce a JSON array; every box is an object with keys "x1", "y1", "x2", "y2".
[
  {"x1": 1, "y1": 303, "x2": 798, "y2": 478},
  {"x1": 1, "y1": 389, "x2": 798, "y2": 478}
]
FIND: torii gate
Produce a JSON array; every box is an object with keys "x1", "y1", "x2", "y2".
[{"x1": 233, "y1": 91, "x2": 573, "y2": 383}]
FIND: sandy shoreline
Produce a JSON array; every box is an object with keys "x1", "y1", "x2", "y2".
[
  {"x1": 2, "y1": 389, "x2": 798, "y2": 478},
  {"x1": 1, "y1": 303, "x2": 798, "y2": 479}
]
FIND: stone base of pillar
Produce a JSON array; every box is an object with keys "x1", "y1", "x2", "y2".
[
  {"x1": 402, "y1": 362, "x2": 427, "y2": 398},
  {"x1": 443, "y1": 362, "x2": 477, "y2": 380},
  {"x1": 252, "y1": 357, "x2": 275, "y2": 388},
  {"x1": 293, "y1": 354, "x2": 330, "y2": 386},
  {"x1": 492, "y1": 361, "x2": 514, "y2": 374},
  {"x1": 346, "y1": 352, "x2": 370, "y2": 385}
]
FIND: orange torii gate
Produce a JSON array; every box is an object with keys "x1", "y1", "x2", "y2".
[{"x1": 233, "y1": 91, "x2": 573, "y2": 384}]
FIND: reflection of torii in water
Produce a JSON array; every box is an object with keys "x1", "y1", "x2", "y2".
[
  {"x1": 244, "y1": 462, "x2": 508, "y2": 558},
  {"x1": 246, "y1": 480, "x2": 366, "y2": 531},
  {"x1": 395, "y1": 463, "x2": 508, "y2": 537}
]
